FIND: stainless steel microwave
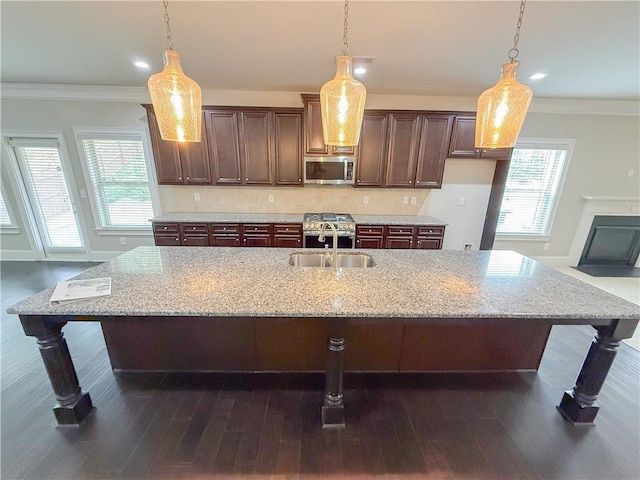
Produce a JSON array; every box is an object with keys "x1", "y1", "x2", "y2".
[{"x1": 303, "y1": 157, "x2": 355, "y2": 185}]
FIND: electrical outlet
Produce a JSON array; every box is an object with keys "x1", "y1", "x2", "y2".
[
  {"x1": 458, "y1": 197, "x2": 465, "y2": 206},
  {"x1": 194, "y1": 192, "x2": 200, "y2": 201},
  {"x1": 627, "y1": 169, "x2": 635, "y2": 178},
  {"x1": 268, "y1": 194, "x2": 275, "y2": 203},
  {"x1": 543, "y1": 243, "x2": 550, "y2": 251},
  {"x1": 403, "y1": 196, "x2": 409, "y2": 205},
  {"x1": 464, "y1": 243, "x2": 472, "y2": 251},
  {"x1": 410, "y1": 196, "x2": 417, "y2": 205},
  {"x1": 119, "y1": 237, "x2": 127, "y2": 246},
  {"x1": 363, "y1": 195, "x2": 369, "y2": 204}
]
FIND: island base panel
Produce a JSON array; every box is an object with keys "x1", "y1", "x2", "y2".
[{"x1": 100, "y1": 317, "x2": 551, "y2": 372}]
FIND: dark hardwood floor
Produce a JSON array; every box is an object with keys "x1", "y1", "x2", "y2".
[{"x1": 1, "y1": 260, "x2": 639, "y2": 480}]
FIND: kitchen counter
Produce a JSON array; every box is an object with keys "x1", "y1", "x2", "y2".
[
  {"x1": 8, "y1": 247, "x2": 634, "y2": 319},
  {"x1": 9, "y1": 246, "x2": 639, "y2": 427},
  {"x1": 150, "y1": 212, "x2": 447, "y2": 226}
]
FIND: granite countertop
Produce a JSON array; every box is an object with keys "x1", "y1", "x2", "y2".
[
  {"x1": 151, "y1": 213, "x2": 447, "y2": 226},
  {"x1": 351, "y1": 215, "x2": 446, "y2": 226},
  {"x1": 7, "y1": 246, "x2": 640, "y2": 321}
]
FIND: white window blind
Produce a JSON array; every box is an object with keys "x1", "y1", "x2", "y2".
[
  {"x1": 497, "y1": 146, "x2": 568, "y2": 236},
  {"x1": 0, "y1": 189, "x2": 12, "y2": 226},
  {"x1": 80, "y1": 135, "x2": 153, "y2": 229},
  {"x1": 10, "y1": 140, "x2": 83, "y2": 248}
]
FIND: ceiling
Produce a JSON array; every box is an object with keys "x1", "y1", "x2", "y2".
[{"x1": 2, "y1": 1, "x2": 639, "y2": 101}]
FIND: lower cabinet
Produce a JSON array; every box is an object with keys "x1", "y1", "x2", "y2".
[
  {"x1": 356, "y1": 224, "x2": 445, "y2": 250},
  {"x1": 153, "y1": 222, "x2": 444, "y2": 250},
  {"x1": 273, "y1": 224, "x2": 303, "y2": 248}
]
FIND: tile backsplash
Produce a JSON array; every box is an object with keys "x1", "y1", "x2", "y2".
[{"x1": 158, "y1": 185, "x2": 432, "y2": 216}]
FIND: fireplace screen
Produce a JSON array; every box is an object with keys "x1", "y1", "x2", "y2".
[{"x1": 578, "y1": 215, "x2": 640, "y2": 266}]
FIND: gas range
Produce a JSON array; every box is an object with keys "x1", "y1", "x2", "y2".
[{"x1": 302, "y1": 212, "x2": 356, "y2": 237}]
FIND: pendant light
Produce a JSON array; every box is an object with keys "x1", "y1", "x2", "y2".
[
  {"x1": 320, "y1": 0, "x2": 367, "y2": 147},
  {"x1": 475, "y1": 0, "x2": 532, "y2": 149},
  {"x1": 148, "y1": 0, "x2": 202, "y2": 142}
]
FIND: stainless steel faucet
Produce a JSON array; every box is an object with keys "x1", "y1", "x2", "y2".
[{"x1": 318, "y1": 221, "x2": 338, "y2": 273}]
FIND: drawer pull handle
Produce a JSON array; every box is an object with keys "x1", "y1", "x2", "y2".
[{"x1": 163, "y1": 226, "x2": 167, "y2": 230}]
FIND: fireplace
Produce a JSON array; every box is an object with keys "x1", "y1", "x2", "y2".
[{"x1": 578, "y1": 215, "x2": 640, "y2": 267}]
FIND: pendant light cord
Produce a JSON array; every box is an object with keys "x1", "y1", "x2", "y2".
[
  {"x1": 508, "y1": 0, "x2": 526, "y2": 62},
  {"x1": 163, "y1": 0, "x2": 174, "y2": 51},
  {"x1": 342, "y1": 0, "x2": 349, "y2": 55}
]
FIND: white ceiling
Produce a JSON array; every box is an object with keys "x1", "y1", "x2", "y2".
[{"x1": 2, "y1": 1, "x2": 639, "y2": 101}]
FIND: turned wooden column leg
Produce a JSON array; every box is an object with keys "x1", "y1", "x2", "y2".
[
  {"x1": 20, "y1": 315, "x2": 94, "y2": 425},
  {"x1": 557, "y1": 320, "x2": 636, "y2": 424},
  {"x1": 322, "y1": 336, "x2": 346, "y2": 428}
]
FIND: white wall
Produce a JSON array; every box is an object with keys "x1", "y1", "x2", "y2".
[{"x1": 1, "y1": 90, "x2": 638, "y2": 261}]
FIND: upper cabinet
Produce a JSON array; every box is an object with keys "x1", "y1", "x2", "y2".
[
  {"x1": 146, "y1": 105, "x2": 303, "y2": 186},
  {"x1": 145, "y1": 107, "x2": 211, "y2": 185},
  {"x1": 355, "y1": 111, "x2": 453, "y2": 189},
  {"x1": 301, "y1": 94, "x2": 356, "y2": 156},
  {"x1": 448, "y1": 115, "x2": 512, "y2": 160}
]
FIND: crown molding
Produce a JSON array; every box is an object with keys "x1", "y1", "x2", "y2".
[
  {"x1": 1, "y1": 83, "x2": 150, "y2": 102},
  {"x1": 2, "y1": 83, "x2": 638, "y2": 116}
]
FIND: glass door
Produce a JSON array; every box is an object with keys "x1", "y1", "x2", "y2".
[{"x1": 8, "y1": 138, "x2": 84, "y2": 255}]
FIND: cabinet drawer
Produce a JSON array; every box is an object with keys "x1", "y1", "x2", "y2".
[
  {"x1": 416, "y1": 225, "x2": 444, "y2": 236},
  {"x1": 181, "y1": 223, "x2": 208, "y2": 234},
  {"x1": 274, "y1": 236, "x2": 302, "y2": 248},
  {"x1": 273, "y1": 224, "x2": 302, "y2": 235},
  {"x1": 210, "y1": 223, "x2": 241, "y2": 234},
  {"x1": 154, "y1": 233, "x2": 181, "y2": 246},
  {"x1": 243, "y1": 224, "x2": 272, "y2": 234},
  {"x1": 356, "y1": 225, "x2": 385, "y2": 236},
  {"x1": 182, "y1": 234, "x2": 209, "y2": 246},
  {"x1": 153, "y1": 223, "x2": 179, "y2": 233},
  {"x1": 386, "y1": 226, "x2": 415, "y2": 236},
  {"x1": 416, "y1": 238, "x2": 442, "y2": 250},
  {"x1": 210, "y1": 234, "x2": 241, "y2": 246}
]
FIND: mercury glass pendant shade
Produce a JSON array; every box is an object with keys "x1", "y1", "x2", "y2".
[
  {"x1": 475, "y1": 61, "x2": 532, "y2": 149},
  {"x1": 148, "y1": 49, "x2": 202, "y2": 142},
  {"x1": 320, "y1": 55, "x2": 367, "y2": 146}
]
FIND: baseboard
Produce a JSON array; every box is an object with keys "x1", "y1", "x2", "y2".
[{"x1": 532, "y1": 255, "x2": 572, "y2": 266}]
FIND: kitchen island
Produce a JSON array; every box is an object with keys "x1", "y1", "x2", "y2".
[{"x1": 8, "y1": 246, "x2": 639, "y2": 427}]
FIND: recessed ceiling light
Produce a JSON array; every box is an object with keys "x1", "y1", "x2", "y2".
[
  {"x1": 354, "y1": 67, "x2": 367, "y2": 75},
  {"x1": 134, "y1": 61, "x2": 150, "y2": 69},
  {"x1": 529, "y1": 73, "x2": 548, "y2": 80}
]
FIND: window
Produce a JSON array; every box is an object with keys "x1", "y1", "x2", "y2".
[
  {"x1": 0, "y1": 189, "x2": 12, "y2": 226},
  {"x1": 497, "y1": 140, "x2": 572, "y2": 237},
  {"x1": 77, "y1": 132, "x2": 155, "y2": 230}
]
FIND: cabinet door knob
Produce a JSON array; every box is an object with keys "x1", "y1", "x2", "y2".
[
  {"x1": 178, "y1": 176, "x2": 182, "y2": 180},
  {"x1": 408, "y1": 180, "x2": 412, "y2": 184},
  {"x1": 186, "y1": 176, "x2": 190, "y2": 180},
  {"x1": 416, "y1": 181, "x2": 420, "y2": 184},
  {"x1": 163, "y1": 226, "x2": 167, "y2": 230},
  {"x1": 246, "y1": 178, "x2": 248, "y2": 181},
  {"x1": 237, "y1": 177, "x2": 241, "y2": 180},
  {"x1": 192, "y1": 227, "x2": 196, "y2": 230},
  {"x1": 298, "y1": 178, "x2": 301, "y2": 181}
]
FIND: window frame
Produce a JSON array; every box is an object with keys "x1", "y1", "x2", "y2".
[
  {"x1": 495, "y1": 137, "x2": 575, "y2": 241},
  {"x1": 74, "y1": 127, "x2": 159, "y2": 235},
  {"x1": 0, "y1": 180, "x2": 20, "y2": 233}
]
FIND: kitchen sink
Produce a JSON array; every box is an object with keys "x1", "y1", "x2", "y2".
[
  {"x1": 289, "y1": 252, "x2": 375, "y2": 268},
  {"x1": 289, "y1": 252, "x2": 330, "y2": 267}
]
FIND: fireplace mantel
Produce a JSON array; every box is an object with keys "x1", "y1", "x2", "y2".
[{"x1": 568, "y1": 196, "x2": 640, "y2": 266}]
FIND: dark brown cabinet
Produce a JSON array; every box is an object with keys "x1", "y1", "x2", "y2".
[
  {"x1": 206, "y1": 108, "x2": 303, "y2": 187},
  {"x1": 146, "y1": 108, "x2": 211, "y2": 185},
  {"x1": 273, "y1": 224, "x2": 303, "y2": 247},
  {"x1": 301, "y1": 94, "x2": 356, "y2": 156},
  {"x1": 205, "y1": 110, "x2": 243, "y2": 185},
  {"x1": 385, "y1": 225, "x2": 416, "y2": 249},
  {"x1": 273, "y1": 112, "x2": 303, "y2": 185},
  {"x1": 242, "y1": 224, "x2": 272, "y2": 247},
  {"x1": 384, "y1": 114, "x2": 421, "y2": 188},
  {"x1": 415, "y1": 225, "x2": 445, "y2": 250},
  {"x1": 355, "y1": 113, "x2": 388, "y2": 187},
  {"x1": 210, "y1": 223, "x2": 242, "y2": 246},
  {"x1": 355, "y1": 225, "x2": 385, "y2": 249},
  {"x1": 181, "y1": 223, "x2": 209, "y2": 246},
  {"x1": 448, "y1": 116, "x2": 512, "y2": 160},
  {"x1": 415, "y1": 115, "x2": 453, "y2": 188}
]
